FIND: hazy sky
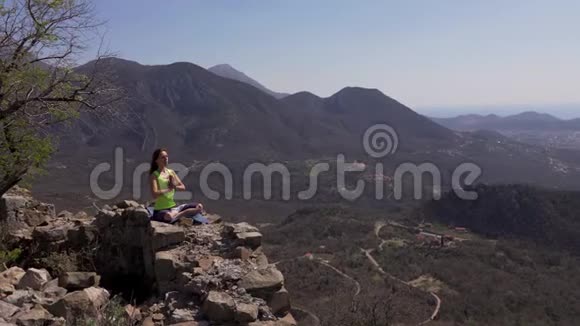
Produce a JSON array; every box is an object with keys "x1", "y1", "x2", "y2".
[{"x1": 89, "y1": 0, "x2": 580, "y2": 117}]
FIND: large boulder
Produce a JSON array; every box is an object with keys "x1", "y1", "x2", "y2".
[
  {"x1": 202, "y1": 291, "x2": 235, "y2": 322},
  {"x1": 0, "y1": 282, "x2": 15, "y2": 297},
  {"x1": 16, "y1": 269, "x2": 51, "y2": 291},
  {"x1": 127, "y1": 207, "x2": 151, "y2": 227},
  {"x1": 269, "y1": 287, "x2": 291, "y2": 316},
  {"x1": 235, "y1": 302, "x2": 258, "y2": 323},
  {"x1": 0, "y1": 268, "x2": 25, "y2": 286},
  {"x1": 41, "y1": 279, "x2": 68, "y2": 304},
  {"x1": 0, "y1": 193, "x2": 55, "y2": 230},
  {"x1": 58, "y1": 272, "x2": 100, "y2": 291},
  {"x1": 154, "y1": 251, "x2": 183, "y2": 293},
  {"x1": 93, "y1": 209, "x2": 116, "y2": 228},
  {"x1": 32, "y1": 224, "x2": 70, "y2": 243},
  {"x1": 4, "y1": 290, "x2": 32, "y2": 307},
  {"x1": 11, "y1": 305, "x2": 65, "y2": 326},
  {"x1": 236, "y1": 232, "x2": 262, "y2": 249},
  {"x1": 151, "y1": 222, "x2": 185, "y2": 251},
  {"x1": 239, "y1": 266, "x2": 284, "y2": 295},
  {"x1": 0, "y1": 195, "x2": 29, "y2": 231},
  {"x1": 46, "y1": 287, "x2": 109, "y2": 322},
  {"x1": 20, "y1": 210, "x2": 51, "y2": 228}
]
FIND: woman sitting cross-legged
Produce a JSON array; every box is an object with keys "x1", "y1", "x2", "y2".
[{"x1": 149, "y1": 148, "x2": 204, "y2": 223}]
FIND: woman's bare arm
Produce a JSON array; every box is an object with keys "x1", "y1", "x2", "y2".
[
  {"x1": 150, "y1": 174, "x2": 173, "y2": 198},
  {"x1": 170, "y1": 170, "x2": 186, "y2": 190}
]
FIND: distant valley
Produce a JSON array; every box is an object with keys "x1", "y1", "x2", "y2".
[{"x1": 432, "y1": 112, "x2": 580, "y2": 150}]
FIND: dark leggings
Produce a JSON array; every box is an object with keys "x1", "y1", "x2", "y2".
[{"x1": 152, "y1": 202, "x2": 198, "y2": 223}]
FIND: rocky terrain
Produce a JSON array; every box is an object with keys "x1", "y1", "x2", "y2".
[{"x1": 0, "y1": 188, "x2": 296, "y2": 325}]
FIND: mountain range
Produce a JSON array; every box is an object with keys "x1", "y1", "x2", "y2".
[
  {"x1": 30, "y1": 58, "x2": 580, "y2": 209},
  {"x1": 432, "y1": 112, "x2": 580, "y2": 149},
  {"x1": 432, "y1": 112, "x2": 580, "y2": 132}
]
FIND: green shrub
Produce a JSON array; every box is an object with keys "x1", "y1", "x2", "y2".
[{"x1": 0, "y1": 248, "x2": 22, "y2": 271}]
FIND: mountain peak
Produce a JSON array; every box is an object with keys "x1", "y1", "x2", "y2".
[
  {"x1": 334, "y1": 86, "x2": 383, "y2": 97},
  {"x1": 210, "y1": 63, "x2": 235, "y2": 70},
  {"x1": 509, "y1": 111, "x2": 560, "y2": 121},
  {"x1": 207, "y1": 64, "x2": 289, "y2": 99}
]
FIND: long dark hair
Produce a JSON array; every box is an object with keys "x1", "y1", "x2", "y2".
[{"x1": 149, "y1": 148, "x2": 167, "y2": 175}]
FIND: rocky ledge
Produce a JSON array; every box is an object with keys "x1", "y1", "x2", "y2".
[{"x1": 0, "y1": 189, "x2": 295, "y2": 325}]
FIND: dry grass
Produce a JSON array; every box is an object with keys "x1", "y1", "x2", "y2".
[{"x1": 408, "y1": 275, "x2": 447, "y2": 294}]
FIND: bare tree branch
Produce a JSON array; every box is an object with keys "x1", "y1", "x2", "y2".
[{"x1": 0, "y1": 0, "x2": 123, "y2": 196}]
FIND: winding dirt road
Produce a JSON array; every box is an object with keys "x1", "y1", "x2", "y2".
[
  {"x1": 274, "y1": 255, "x2": 361, "y2": 326},
  {"x1": 362, "y1": 222, "x2": 442, "y2": 325},
  {"x1": 273, "y1": 220, "x2": 442, "y2": 325},
  {"x1": 274, "y1": 256, "x2": 361, "y2": 298}
]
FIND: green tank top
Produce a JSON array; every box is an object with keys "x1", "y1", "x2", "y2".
[{"x1": 153, "y1": 169, "x2": 176, "y2": 210}]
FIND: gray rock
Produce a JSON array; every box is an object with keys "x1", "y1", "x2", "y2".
[
  {"x1": 21, "y1": 209, "x2": 51, "y2": 228},
  {"x1": 17, "y1": 269, "x2": 51, "y2": 291},
  {"x1": 205, "y1": 214, "x2": 222, "y2": 224},
  {"x1": 56, "y1": 211, "x2": 73, "y2": 219},
  {"x1": 116, "y1": 200, "x2": 139, "y2": 209},
  {"x1": 72, "y1": 211, "x2": 91, "y2": 221},
  {"x1": 46, "y1": 287, "x2": 109, "y2": 322},
  {"x1": 151, "y1": 222, "x2": 185, "y2": 251},
  {"x1": 58, "y1": 272, "x2": 99, "y2": 291},
  {"x1": 83, "y1": 287, "x2": 109, "y2": 310},
  {"x1": 4, "y1": 290, "x2": 32, "y2": 307},
  {"x1": 269, "y1": 287, "x2": 291, "y2": 316},
  {"x1": 0, "y1": 195, "x2": 29, "y2": 231},
  {"x1": 224, "y1": 222, "x2": 258, "y2": 236},
  {"x1": 93, "y1": 209, "x2": 116, "y2": 228},
  {"x1": 202, "y1": 291, "x2": 235, "y2": 322},
  {"x1": 11, "y1": 305, "x2": 65, "y2": 326},
  {"x1": 171, "y1": 308, "x2": 195, "y2": 322},
  {"x1": 233, "y1": 246, "x2": 251, "y2": 261},
  {"x1": 236, "y1": 232, "x2": 262, "y2": 249},
  {"x1": 239, "y1": 266, "x2": 284, "y2": 294},
  {"x1": 0, "y1": 301, "x2": 19, "y2": 320},
  {"x1": 235, "y1": 302, "x2": 258, "y2": 322},
  {"x1": 128, "y1": 207, "x2": 150, "y2": 226},
  {"x1": 255, "y1": 252, "x2": 270, "y2": 269},
  {"x1": 32, "y1": 225, "x2": 70, "y2": 243},
  {"x1": 155, "y1": 251, "x2": 181, "y2": 293},
  {"x1": 0, "y1": 195, "x2": 28, "y2": 211}
]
